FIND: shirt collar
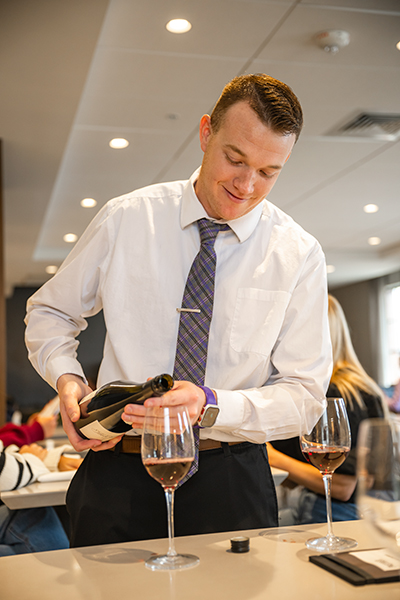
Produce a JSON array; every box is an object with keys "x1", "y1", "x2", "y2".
[{"x1": 181, "y1": 168, "x2": 264, "y2": 243}]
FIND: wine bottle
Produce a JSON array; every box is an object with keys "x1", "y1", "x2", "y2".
[{"x1": 74, "y1": 373, "x2": 174, "y2": 441}]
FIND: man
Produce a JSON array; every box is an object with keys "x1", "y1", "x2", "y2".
[{"x1": 25, "y1": 74, "x2": 332, "y2": 547}]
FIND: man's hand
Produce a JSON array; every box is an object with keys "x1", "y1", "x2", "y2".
[
  {"x1": 57, "y1": 373, "x2": 122, "y2": 453},
  {"x1": 122, "y1": 380, "x2": 207, "y2": 430}
]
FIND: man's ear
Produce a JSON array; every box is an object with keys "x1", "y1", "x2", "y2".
[{"x1": 199, "y1": 114, "x2": 212, "y2": 153}]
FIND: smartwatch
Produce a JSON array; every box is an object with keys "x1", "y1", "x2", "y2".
[{"x1": 197, "y1": 386, "x2": 219, "y2": 428}]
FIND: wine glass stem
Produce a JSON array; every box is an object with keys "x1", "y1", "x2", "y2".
[
  {"x1": 164, "y1": 487, "x2": 177, "y2": 558},
  {"x1": 322, "y1": 473, "x2": 334, "y2": 539}
]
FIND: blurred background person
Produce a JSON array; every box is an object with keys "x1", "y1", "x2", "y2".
[
  {"x1": 267, "y1": 294, "x2": 386, "y2": 525},
  {"x1": 386, "y1": 355, "x2": 400, "y2": 414},
  {"x1": 388, "y1": 379, "x2": 400, "y2": 413},
  {"x1": 0, "y1": 439, "x2": 81, "y2": 555},
  {"x1": 0, "y1": 397, "x2": 59, "y2": 448}
]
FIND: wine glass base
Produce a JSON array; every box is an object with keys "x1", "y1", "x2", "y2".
[
  {"x1": 305, "y1": 535, "x2": 358, "y2": 553},
  {"x1": 145, "y1": 553, "x2": 199, "y2": 571}
]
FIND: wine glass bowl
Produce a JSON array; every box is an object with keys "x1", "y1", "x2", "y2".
[
  {"x1": 357, "y1": 418, "x2": 400, "y2": 559},
  {"x1": 142, "y1": 407, "x2": 194, "y2": 489},
  {"x1": 301, "y1": 397, "x2": 358, "y2": 552},
  {"x1": 141, "y1": 405, "x2": 199, "y2": 570}
]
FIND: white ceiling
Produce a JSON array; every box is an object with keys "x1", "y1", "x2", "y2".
[{"x1": 1, "y1": 0, "x2": 400, "y2": 296}]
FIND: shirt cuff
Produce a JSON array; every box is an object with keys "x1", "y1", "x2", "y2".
[{"x1": 212, "y1": 389, "x2": 246, "y2": 430}]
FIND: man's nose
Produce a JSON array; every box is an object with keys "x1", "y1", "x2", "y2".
[{"x1": 233, "y1": 169, "x2": 256, "y2": 196}]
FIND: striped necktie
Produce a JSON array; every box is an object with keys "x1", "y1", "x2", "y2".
[{"x1": 173, "y1": 218, "x2": 229, "y2": 480}]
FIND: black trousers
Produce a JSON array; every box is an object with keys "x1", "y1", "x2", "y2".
[{"x1": 66, "y1": 442, "x2": 278, "y2": 548}]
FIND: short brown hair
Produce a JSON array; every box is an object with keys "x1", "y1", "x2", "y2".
[{"x1": 210, "y1": 73, "x2": 303, "y2": 141}]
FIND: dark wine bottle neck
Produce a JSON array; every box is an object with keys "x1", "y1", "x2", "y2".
[{"x1": 150, "y1": 374, "x2": 174, "y2": 395}]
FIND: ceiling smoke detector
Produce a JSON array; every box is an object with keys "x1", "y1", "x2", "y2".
[
  {"x1": 327, "y1": 112, "x2": 400, "y2": 141},
  {"x1": 315, "y1": 30, "x2": 350, "y2": 54}
]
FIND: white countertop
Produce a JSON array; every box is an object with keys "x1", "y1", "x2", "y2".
[
  {"x1": 0, "y1": 473, "x2": 75, "y2": 509},
  {"x1": 0, "y1": 520, "x2": 398, "y2": 600}
]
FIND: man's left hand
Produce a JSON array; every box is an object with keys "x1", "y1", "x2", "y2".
[{"x1": 122, "y1": 380, "x2": 207, "y2": 430}]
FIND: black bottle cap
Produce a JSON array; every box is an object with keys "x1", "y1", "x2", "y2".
[{"x1": 230, "y1": 536, "x2": 250, "y2": 553}]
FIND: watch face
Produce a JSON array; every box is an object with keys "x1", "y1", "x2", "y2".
[{"x1": 200, "y1": 406, "x2": 219, "y2": 428}]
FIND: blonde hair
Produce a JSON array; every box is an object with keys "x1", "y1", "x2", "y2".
[{"x1": 328, "y1": 294, "x2": 384, "y2": 410}]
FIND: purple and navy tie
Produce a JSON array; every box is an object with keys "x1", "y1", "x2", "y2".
[{"x1": 173, "y1": 218, "x2": 229, "y2": 481}]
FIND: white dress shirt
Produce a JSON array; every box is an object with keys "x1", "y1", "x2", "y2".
[{"x1": 25, "y1": 169, "x2": 332, "y2": 444}]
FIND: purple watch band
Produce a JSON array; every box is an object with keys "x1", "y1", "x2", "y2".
[
  {"x1": 198, "y1": 385, "x2": 217, "y2": 406},
  {"x1": 194, "y1": 386, "x2": 218, "y2": 429}
]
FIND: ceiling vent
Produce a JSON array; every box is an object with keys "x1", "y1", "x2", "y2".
[{"x1": 326, "y1": 112, "x2": 400, "y2": 141}]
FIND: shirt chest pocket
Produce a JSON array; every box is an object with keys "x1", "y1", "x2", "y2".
[{"x1": 230, "y1": 289, "x2": 291, "y2": 357}]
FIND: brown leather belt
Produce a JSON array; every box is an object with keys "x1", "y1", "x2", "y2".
[{"x1": 113, "y1": 435, "x2": 243, "y2": 454}]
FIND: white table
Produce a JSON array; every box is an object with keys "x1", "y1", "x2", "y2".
[
  {"x1": 0, "y1": 467, "x2": 288, "y2": 510},
  {"x1": 0, "y1": 520, "x2": 398, "y2": 600},
  {"x1": 0, "y1": 478, "x2": 71, "y2": 509}
]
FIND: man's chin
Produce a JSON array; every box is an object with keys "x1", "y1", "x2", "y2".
[{"x1": 218, "y1": 204, "x2": 253, "y2": 221}]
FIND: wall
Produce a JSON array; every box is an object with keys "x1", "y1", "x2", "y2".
[
  {"x1": 6, "y1": 286, "x2": 105, "y2": 418},
  {"x1": 0, "y1": 142, "x2": 5, "y2": 425}
]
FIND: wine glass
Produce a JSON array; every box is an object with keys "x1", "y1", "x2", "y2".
[
  {"x1": 357, "y1": 417, "x2": 400, "y2": 559},
  {"x1": 141, "y1": 405, "x2": 200, "y2": 570},
  {"x1": 300, "y1": 397, "x2": 358, "y2": 552}
]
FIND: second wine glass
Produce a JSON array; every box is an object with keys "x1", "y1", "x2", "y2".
[
  {"x1": 141, "y1": 405, "x2": 199, "y2": 570},
  {"x1": 357, "y1": 417, "x2": 400, "y2": 559},
  {"x1": 301, "y1": 397, "x2": 358, "y2": 552}
]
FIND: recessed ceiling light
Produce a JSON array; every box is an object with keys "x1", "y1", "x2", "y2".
[
  {"x1": 63, "y1": 233, "x2": 78, "y2": 243},
  {"x1": 326, "y1": 265, "x2": 336, "y2": 274},
  {"x1": 45, "y1": 265, "x2": 58, "y2": 275},
  {"x1": 109, "y1": 138, "x2": 129, "y2": 149},
  {"x1": 166, "y1": 19, "x2": 192, "y2": 34},
  {"x1": 396, "y1": 41, "x2": 400, "y2": 51},
  {"x1": 80, "y1": 198, "x2": 97, "y2": 208},
  {"x1": 368, "y1": 236, "x2": 381, "y2": 246},
  {"x1": 363, "y1": 204, "x2": 379, "y2": 213}
]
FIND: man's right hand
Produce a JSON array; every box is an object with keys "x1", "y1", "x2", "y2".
[{"x1": 56, "y1": 373, "x2": 122, "y2": 453}]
